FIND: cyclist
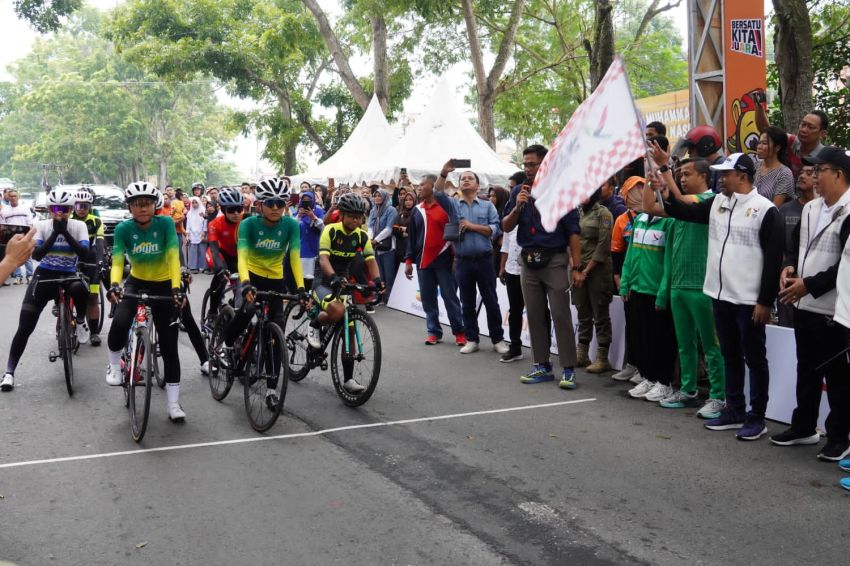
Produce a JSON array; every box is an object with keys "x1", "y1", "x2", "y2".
[
  {"x1": 72, "y1": 186, "x2": 105, "y2": 346},
  {"x1": 306, "y1": 193, "x2": 384, "y2": 393},
  {"x1": 205, "y1": 187, "x2": 244, "y2": 320},
  {"x1": 223, "y1": 178, "x2": 305, "y2": 377},
  {"x1": 105, "y1": 182, "x2": 186, "y2": 422},
  {"x1": 2, "y1": 187, "x2": 90, "y2": 391}
]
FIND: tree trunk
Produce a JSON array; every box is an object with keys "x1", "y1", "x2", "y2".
[
  {"x1": 587, "y1": 0, "x2": 615, "y2": 90},
  {"x1": 371, "y1": 14, "x2": 389, "y2": 113},
  {"x1": 772, "y1": 0, "x2": 813, "y2": 132},
  {"x1": 158, "y1": 158, "x2": 167, "y2": 190}
]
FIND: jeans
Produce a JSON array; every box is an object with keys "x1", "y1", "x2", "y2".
[
  {"x1": 13, "y1": 259, "x2": 33, "y2": 279},
  {"x1": 417, "y1": 266, "x2": 464, "y2": 338},
  {"x1": 713, "y1": 300, "x2": 769, "y2": 417},
  {"x1": 188, "y1": 242, "x2": 208, "y2": 271},
  {"x1": 455, "y1": 254, "x2": 504, "y2": 343}
]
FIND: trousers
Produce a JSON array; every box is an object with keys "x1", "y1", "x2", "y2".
[
  {"x1": 670, "y1": 288, "x2": 725, "y2": 398},
  {"x1": 713, "y1": 300, "x2": 769, "y2": 417},
  {"x1": 520, "y1": 252, "x2": 576, "y2": 368}
]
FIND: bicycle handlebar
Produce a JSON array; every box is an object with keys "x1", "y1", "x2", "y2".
[{"x1": 121, "y1": 292, "x2": 177, "y2": 302}]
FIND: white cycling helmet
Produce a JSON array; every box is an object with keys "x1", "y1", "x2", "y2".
[
  {"x1": 124, "y1": 181, "x2": 159, "y2": 202},
  {"x1": 47, "y1": 187, "x2": 77, "y2": 206},
  {"x1": 155, "y1": 190, "x2": 164, "y2": 210},
  {"x1": 255, "y1": 177, "x2": 291, "y2": 201},
  {"x1": 75, "y1": 186, "x2": 94, "y2": 204}
]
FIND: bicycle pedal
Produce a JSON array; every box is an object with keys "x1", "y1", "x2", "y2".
[
  {"x1": 319, "y1": 361, "x2": 328, "y2": 371},
  {"x1": 48, "y1": 352, "x2": 58, "y2": 362}
]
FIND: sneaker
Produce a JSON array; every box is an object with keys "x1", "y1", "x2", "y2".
[
  {"x1": 704, "y1": 408, "x2": 746, "y2": 431},
  {"x1": 736, "y1": 416, "x2": 768, "y2": 441},
  {"x1": 558, "y1": 368, "x2": 577, "y2": 390},
  {"x1": 493, "y1": 341, "x2": 510, "y2": 355},
  {"x1": 342, "y1": 379, "x2": 366, "y2": 393},
  {"x1": 200, "y1": 361, "x2": 210, "y2": 376},
  {"x1": 839, "y1": 459, "x2": 850, "y2": 472},
  {"x1": 105, "y1": 363, "x2": 123, "y2": 386},
  {"x1": 499, "y1": 348, "x2": 523, "y2": 363},
  {"x1": 1, "y1": 373, "x2": 14, "y2": 392},
  {"x1": 219, "y1": 345, "x2": 235, "y2": 369},
  {"x1": 75, "y1": 320, "x2": 90, "y2": 344},
  {"x1": 659, "y1": 390, "x2": 700, "y2": 409},
  {"x1": 365, "y1": 304, "x2": 376, "y2": 314},
  {"x1": 14, "y1": 276, "x2": 23, "y2": 285},
  {"x1": 628, "y1": 379, "x2": 655, "y2": 399},
  {"x1": 817, "y1": 441, "x2": 850, "y2": 462},
  {"x1": 840, "y1": 477, "x2": 850, "y2": 491},
  {"x1": 520, "y1": 364, "x2": 554, "y2": 384},
  {"x1": 454, "y1": 332, "x2": 467, "y2": 347},
  {"x1": 425, "y1": 335, "x2": 440, "y2": 345},
  {"x1": 769, "y1": 427, "x2": 820, "y2": 446},
  {"x1": 611, "y1": 364, "x2": 638, "y2": 381},
  {"x1": 90, "y1": 334, "x2": 101, "y2": 347},
  {"x1": 167, "y1": 403, "x2": 186, "y2": 422},
  {"x1": 459, "y1": 341, "x2": 479, "y2": 354},
  {"x1": 644, "y1": 382, "x2": 675, "y2": 403},
  {"x1": 629, "y1": 372, "x2": 645, "y2": 385},
  {"x1": 697, "y1": 398, "x2": 726, "y2": 420},
  {"x1": 306, "y1": 323, "x2": 322, "y2": 349}
]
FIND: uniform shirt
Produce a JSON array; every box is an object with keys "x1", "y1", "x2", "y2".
[
  {"x1": 455, "y1": 197, "x2": 500, "y2": 257},
  {"x1": 111, "y1": 216, "x2": 181, "y2": 287},
  {"x1": 236, "y1": 215, "x2": 303, "y2": 285},
  {"x1": 657, "y1": 192, "x2": 713, "y2": 306},
  {"x1": 619, "y1": 213, "x2": 673, "y2": 300},
  {"x1": 34, "y1": 218, "x2": 89, "y2": 273},
  {"x1": 207, "y1": 214, "x2": 240, "y2": 258},
  {"x1": 502, "y1": 185, "x2": 580, "y2": 250},
  {"x1": 317, "y1": 222, "x2": 374, "y2": 280},
  {"x1": 577, "y1": 202, "x2": 613, "y2": 266}
]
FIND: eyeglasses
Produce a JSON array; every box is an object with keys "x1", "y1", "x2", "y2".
[
  {"x1": 813, "y1": 166, "x2": 839, "y2": 176},
  {"x1": 74, "y1": 202, "x2": 91, "y2": 209},
  {"x1": 49, "y1": 205, "x2": 72, "y2": 214},
  {"x1": 522, "y1": 161, "x2": 541, "y2": 169},
  {"x1": 223, "y1": 206, "x2": 243, "y2": 214},
  {"x1": 263, "y1": 199, "x2": 287, "y2": 209}
]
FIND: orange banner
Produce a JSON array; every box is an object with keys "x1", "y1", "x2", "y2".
[
  {"x1": 723, "y1": 0, "x2": 767, "y2": 156},
  {"x1": 635, "y1": 89, "x2": 690, "y2": 146}
]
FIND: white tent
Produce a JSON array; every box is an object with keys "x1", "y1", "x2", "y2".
[{"x1": 292, "y1": 94, "x2": 400, "y2": 186}]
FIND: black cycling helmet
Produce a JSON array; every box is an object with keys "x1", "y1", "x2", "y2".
[
  {"x1": 336, "y1": 193, "x2": 367, "y2": 215},
  {"x1": 191, "y1": 182, "x2": 205, "y2": 191}
]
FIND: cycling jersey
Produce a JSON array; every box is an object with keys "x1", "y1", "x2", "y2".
[
  {"x1": 236, "y1": 215, "x2": 304, "y2": 287},
  {"x1": 317, "y1": 222, "x2": 374, "y2": 279},
  {"x1": 77, "y1": 213, "x2": 104, "y2": 255},
  {"x1": 111, "y1": 215, "x2": 181, "y2": 288},
  {"x1": 33, "y1": 219, "x2": 90, "y2": 273},
  {"x1": 207, "y1": 214, "x2": 240, "y2": 258}
]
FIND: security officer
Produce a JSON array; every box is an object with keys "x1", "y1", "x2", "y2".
[{"x1": 572, "y1": 185, "x2": 614, "y2": 373}]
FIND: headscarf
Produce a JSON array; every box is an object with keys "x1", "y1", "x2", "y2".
[
  {"x1": 186, "y1": 197, "x2": 206, "y2": 242},
  {"x1": 620, "y1": 176, "x2": 646, "y2": 210},
  {"x1": 396, "y1": 191, "x2": 418, "y2": 227},
  {"x1": 368, "y1": 188, "x2": 392, "y2": 236}
]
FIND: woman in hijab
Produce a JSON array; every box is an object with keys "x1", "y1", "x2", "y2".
[
  {"x1": 393, "y1": 191, "x2": 417, "y2": 270},
  {"x1": 296, "y1": 190, "x2": 325, "y2": 287},
  {"x1": 367, "y1": 188, "x2": 399, "y2": 302},
  {"x1": 186, "y1": 196, "x2": 208, "y2": 273}
]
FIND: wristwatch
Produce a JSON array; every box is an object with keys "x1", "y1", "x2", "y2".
[{"x1": 658, "y1": 165, "x2": 670, "y2": 173}]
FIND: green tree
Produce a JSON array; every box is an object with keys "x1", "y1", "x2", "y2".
[{"x1": 13, "y1": 0, "x2": 82, "y2": 32}]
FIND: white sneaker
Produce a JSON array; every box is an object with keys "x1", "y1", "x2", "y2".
[
  {"x1": 200, "y1": 360, "x2": 210, "y2": 376},
  {"x1": 629, "y1": 372, "x2": 645, "y2": 385},
  {"x1": 306, "y1": 324, "x2": 322, "y2": 349},
  {"x1": 628, "y1": 379, "x2": 655, "y2": 399},
  {"x1": 644, "y1": 382, "x2": 674, "y2": 402},
  {"x1": 1, "y1": 373, "x2": 14, "y2": 392},
  {"x1": 697, "y1": 398, "x2": 727, "y2": 420},
  {"x1": 493, "y1": 341, "x2": 510, "y2": 355},
  {"x1": 167, "y1": 403, "x2": 186, "y2": 422},
  {"x1": 611, "y1": 364, "x2": 638, "y2": 381},
  {"x1": 459, "y1": 341, "x2": 480, "y2": 354},
  {"x1": 342, "y1": 379, "x2": 366, "y2": 393},
  {"x1": 105, "y1": 363, "x2": 123, "y2": 386},
  {"x1": 75, "y1": 320, "x2": 90, "y2": 344}
]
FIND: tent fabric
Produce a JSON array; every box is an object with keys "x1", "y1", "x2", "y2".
[{"x1": 294, "y1": 79, "x2": 517, "y2": 189}]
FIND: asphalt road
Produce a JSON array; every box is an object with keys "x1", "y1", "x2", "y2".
[{"x1": 0, "y1": 274, "x2": 847, "y2": 565}]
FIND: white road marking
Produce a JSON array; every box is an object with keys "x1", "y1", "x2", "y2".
[{"x1": 0, "y1": 398, "x2": 596, "y2": 470}]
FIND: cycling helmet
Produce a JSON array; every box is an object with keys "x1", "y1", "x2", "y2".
[
  {"x1": 155, "y1": 190, "x2": 164, "y2": 210},
  {"x1": 191, "y1": 182, "x2": 205, "y2": 191},
  {"x1": 124, "y1": 181, "x2": 160, "y2": 202},
  {"x1": 75, "y1": 186, "x2": 94, "y2": 204},
  {"x1": 255, "y1": 177, "x2": 291, "y2": 201},
  {"x1": 336, "y1": 192, "x2": 367, "y2": 215},
  {"x1": 47, "y1": 187, "x2": 77, "y2": 206},
  {"x1": 217, "y1": 187, "x2": 244, "y2": 207},
  {"x1": 683, "y1": 125, "x2": 722, "y2": 157}
]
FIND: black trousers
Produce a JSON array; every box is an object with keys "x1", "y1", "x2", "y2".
[
  {"x1": 792, "y1": 309, "x2": 850, "y2": 442},
  {"x1": 627, "y1": 291, "x2": 677, "y2": 385},
  {"x1": 225, "y1": 272, "x2": 285, "y2": 346},
  {"x1": 504, "y1": 272, "x2": 524, "y2": 349}
]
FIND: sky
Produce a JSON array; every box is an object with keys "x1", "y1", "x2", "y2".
[{"x1": 0, "y1": 1, "x2": 773, "y2": 176}]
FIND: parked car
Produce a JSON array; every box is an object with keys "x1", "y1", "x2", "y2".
[{"x1": 34, "y1": 184, "x2": 131, "y2": 245}]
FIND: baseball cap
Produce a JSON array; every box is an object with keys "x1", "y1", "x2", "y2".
[
  {"x1": 802, "y1": 145, "x2": 850, "y2": 171},
  {"x1": 709, "y1": 153, "x2": 755, "y2": 176}
]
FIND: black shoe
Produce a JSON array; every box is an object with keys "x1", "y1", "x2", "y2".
[
  {"x1": 499, "y1": 349, "x2": 523, "y2": 363},
  {"x1": 90, "y1": 334, "x2": 101, "y2": 347},
  {"x1": 817, "y1": 440, "x2": 850, "y2": 462},
  {"x1": 770, "y1": 427, "x2": 820, "y2": 446}
]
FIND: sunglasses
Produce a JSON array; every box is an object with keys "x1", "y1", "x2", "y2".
[
  {"x1": 263, "y1": 199, "x2": 287, "y2": 209},
  {"x1": 50, "y1": 205, "x2": 72, "y2": 214},
  {"x1": 223, "y1": 206, "x2": 243, "y2": 214},
  {"x1": 74, "y1": 202, "x2": 91, "y2": 209}
]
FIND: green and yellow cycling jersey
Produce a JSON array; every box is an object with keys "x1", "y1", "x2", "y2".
[
  {"x1": 236, "y1": 215, "x2": 304, "y2": 286},
  {"x1": 111, "y1": 215, "x2": 181, "y2": 288},
  {"x1": 318, "y1": 222, "x2": 375, "y2": 278}
]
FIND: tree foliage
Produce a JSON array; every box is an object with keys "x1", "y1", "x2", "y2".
[{"x1": 13, "y1": 0, "x2": 82, "y2": 32}]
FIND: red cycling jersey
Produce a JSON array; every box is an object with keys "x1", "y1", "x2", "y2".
[{"x1": 207, "y1": 214, "x2": 240, "y2": 258}]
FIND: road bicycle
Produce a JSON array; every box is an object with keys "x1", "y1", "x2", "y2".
[
  {"x1": 200, "y1": 270, "x2": 241, "y2": 347},
  {"x1": 41, "y1": 275, "x2": 83, "y2": 396},
  {"x1": 118, "y1": 292, "x2": 177, "y2": 443},
  {"x1": 282, "y1": 282, "x2": 382, "y2": 407},
  {"x1": 207, "y1": 290, "x2": 292, "y2": 432}
]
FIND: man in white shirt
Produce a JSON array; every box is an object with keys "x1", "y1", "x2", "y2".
[{"x1": 0, "y1": 189, "x2": 34, "y2": 284}]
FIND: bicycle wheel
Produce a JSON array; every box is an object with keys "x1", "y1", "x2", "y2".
[
  {"x1": 128, "y1": 328, "x2": 153, "y2": 443},
  {"x1": 282, "y1": 300, "x2": 311, "y2": 382},
  {"x1": 97, "y1": 284, "x2": 105, "y2": 334},
  {"x1": 243, "y1": 322, "x2": 287, "y2": 432},
  {"x1": 59, "y1": 301, "x2": 75, "y2": 397},
  {"x1": 208, "y1": 306, "x2": 235, "y2": 401},
  {"x1": 151, "y1": 323, "x2": 165, "y2": 389},
  {"x1": 330, "y1": 309, "x2": 381, "y2": 407}
]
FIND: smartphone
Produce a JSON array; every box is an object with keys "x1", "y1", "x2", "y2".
[
  {"x1": 451, "y1": 158, "x2": 471, "y2": 168},
  {"x1": 400, "y1": 167, "x2": 407, "y2": 176},
  {"x1": 0, "y1": 224, "x2": 30, "y2": 246}
]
